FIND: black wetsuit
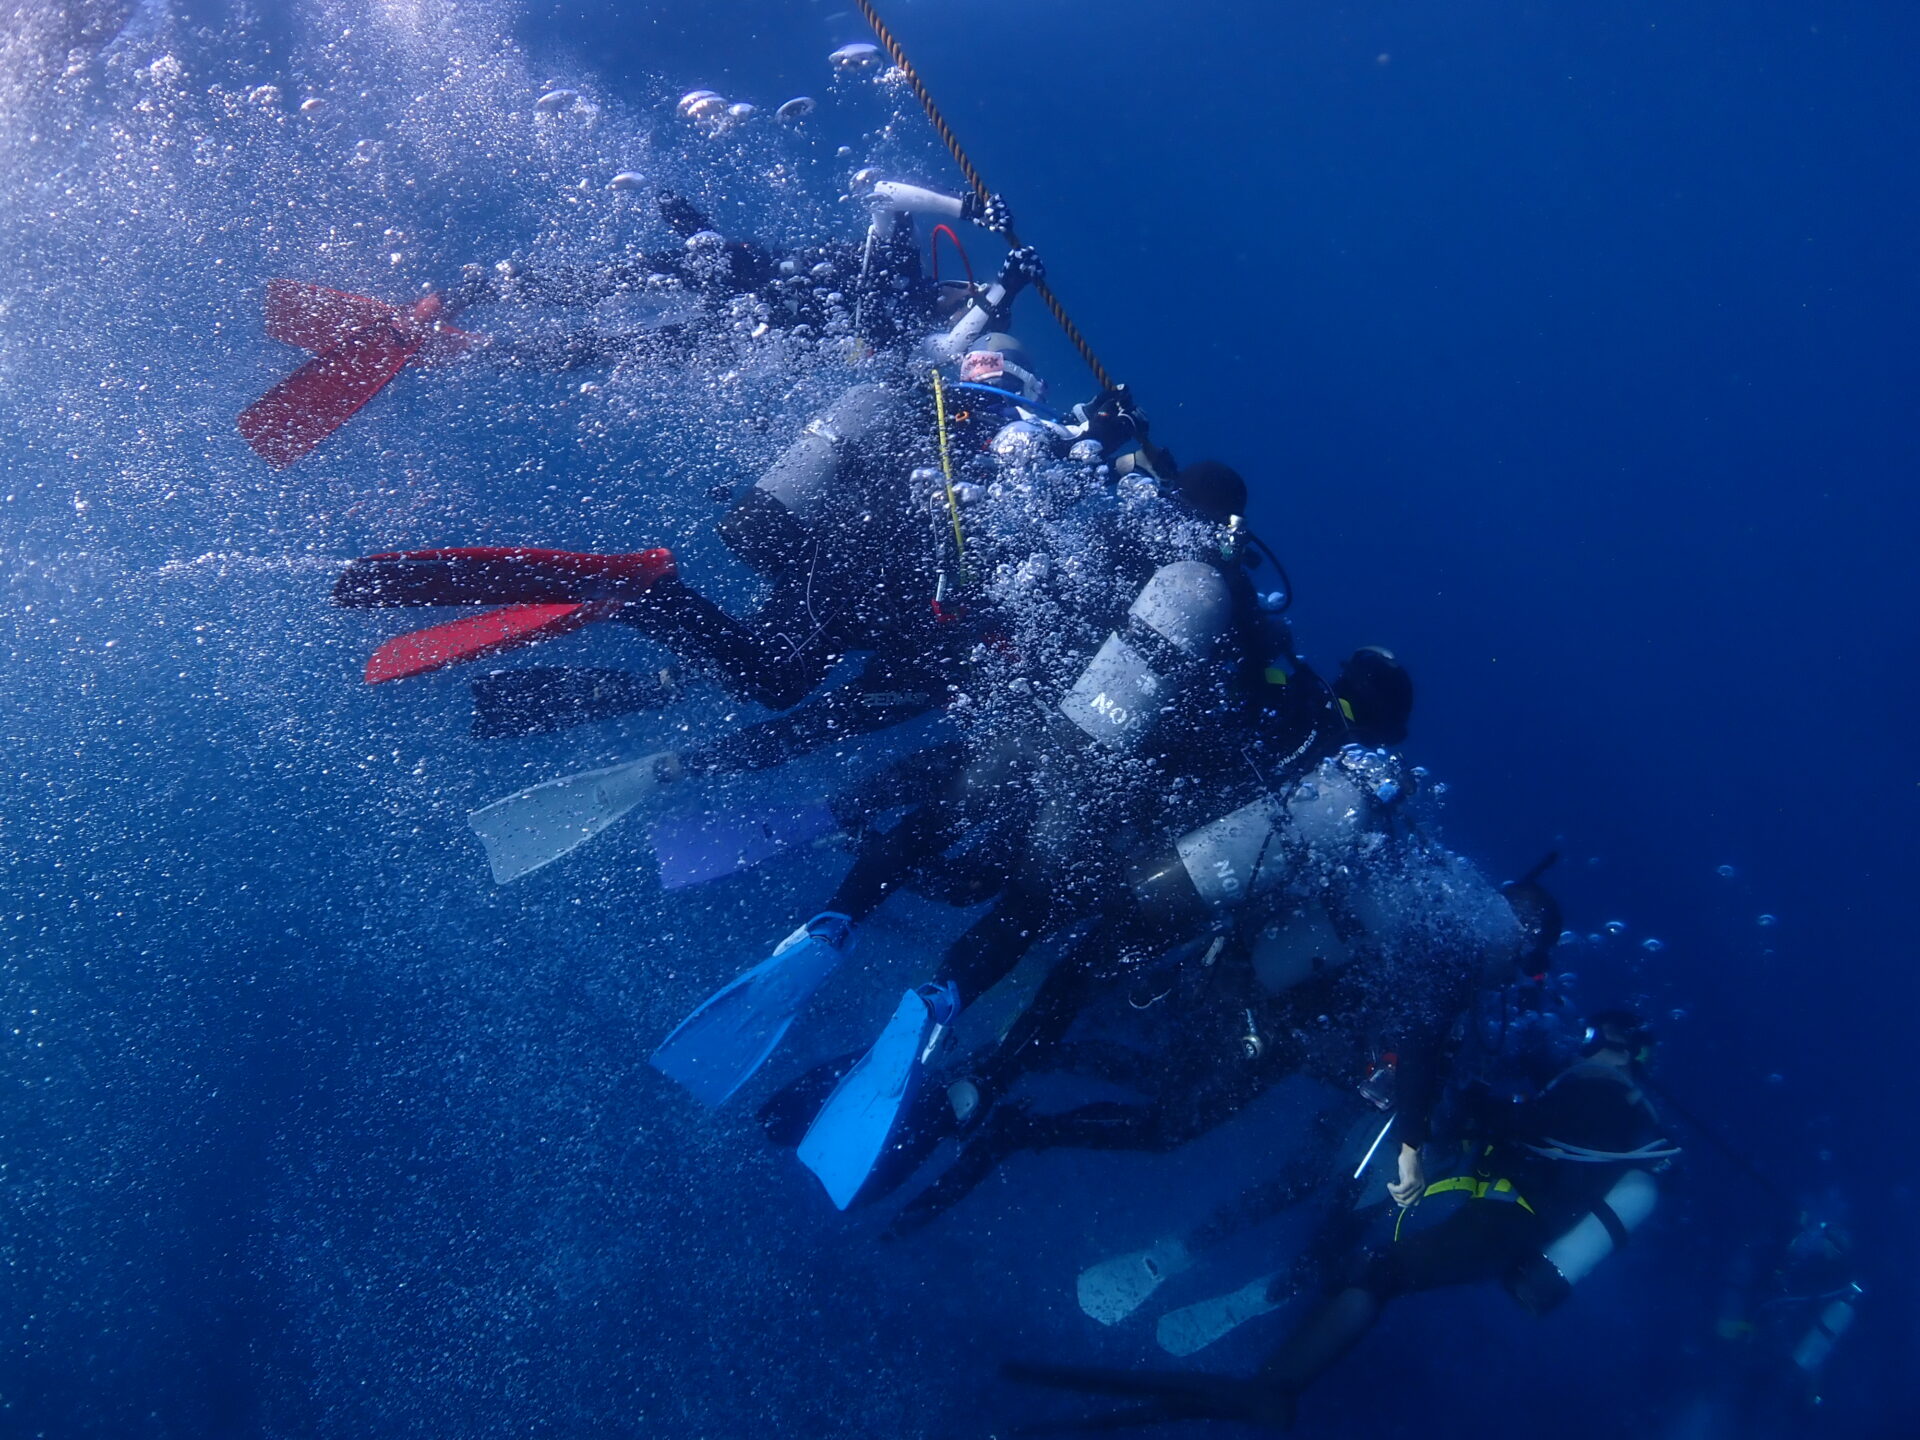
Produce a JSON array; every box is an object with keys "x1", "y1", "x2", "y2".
[
  {"x1": 1005, "y1": 1056, "x2": 1677, "y2": 1431},
  {"x1": 884, "y1": 828, "x2": 1478, "y2": 1233},
  {"x1": 467, "y1": 196, "x2": 939, "y2": 368},
  {"x1": 1253, "y1": 1058, "x2": 1675, "y2": 1410}
]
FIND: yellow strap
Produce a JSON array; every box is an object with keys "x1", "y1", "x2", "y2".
[
  {"x1": 930, "y1": 369, "x2": 968, "y2": 583},
  {"x1": 1397, "y1": 1175, "x2": 1528, "y2": 1244}
]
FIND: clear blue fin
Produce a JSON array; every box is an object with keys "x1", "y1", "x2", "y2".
[
  {"x1": 650, "y1": 802, "x2": 839, "y2": 891},
  {"x1": 649, "y1": 913, "x2": 854, "y2": 1107},
  {"x1": 798, "y1": 981, "x2": 960, "y2": 1209}
]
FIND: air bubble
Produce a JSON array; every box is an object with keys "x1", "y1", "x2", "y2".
[
  {"x1": 1757, "y1": 913, "x2": 1778, "y2": 927},
  {"x1": 1640, "y1": 937, "x2": 1664, "y2": 954},
  {"x1": 1604, "y1": 920, "x2": 1626, "y2": 936},
  {"x1": 1716, "y1": 864, "x2": 1737, "y2": 879}
]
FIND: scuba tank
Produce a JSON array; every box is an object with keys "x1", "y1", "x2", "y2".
[
  {"x1": 716, "y1": 382, "x2": 903, "y2": 576},
  {"x1": 1789, "y1": 1284, "x2": 1863, "y2": 1374},
  {"x1": 1058, "y1": 560, "x2": 1234, "y2": 752},
  {"x1": 1504, "y1": 1169, "x2": 1660, "y2": 1316},
  {"x1": 1129, "y1": 747, "x2": 1395, "y2": 927}
]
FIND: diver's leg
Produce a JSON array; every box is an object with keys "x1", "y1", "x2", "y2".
[
  {"x1": 1188, "y1": 1106, "x2": 1355, "y2": 1251},
  {"x1": 1261, "y1": 1199, "x2": 1540, "y2": 1402},
  {"x1": 822, "y1": 802, "x2": 955, "y2": 925},
  {"x1": 613, "y1": 576, "x2": 820, "y2": 711},
  {"x1": 482, "y1": 323, "x2": 689, "y2": 372},
  {"x1": 679, "y1": 685, "x2": 945, "y2": 780}
]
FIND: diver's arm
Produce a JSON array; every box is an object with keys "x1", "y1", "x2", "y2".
[
  {"x1": 863, "y1": 180, "x2": 1012, "y2": 233},
  {"x1": 925, "y1": 245, "x2": 1046, "y2": 360},
  {"x1": 1385, "y1": 1014, "x2": 1456, "y2": 1205}
]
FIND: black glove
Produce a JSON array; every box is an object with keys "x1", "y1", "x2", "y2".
[
  {"x1": 1073, "y1": 384, "x2": 1149, "y2": 451},
  {"x1": 997, "y1": 244, "x2": 1044, "y2": 293},
  {"x1": 963, "y1": 191, "x2": 1014, "y2": 235}
]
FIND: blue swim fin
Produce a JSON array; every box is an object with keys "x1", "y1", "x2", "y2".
[
  {"x1": 649, "y1": 802, "x2": 840, "y2": 890},
  {"x1": 649, "y1": 913, "x2": 855, "y2": 1107},
  {"x1": 797, "y1": 980, "x2": 960, "y2": 1210}
]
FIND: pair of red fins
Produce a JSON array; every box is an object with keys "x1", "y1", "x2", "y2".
[{"x1": 240, "y1": 278, "x2": 670, "y2": 684}]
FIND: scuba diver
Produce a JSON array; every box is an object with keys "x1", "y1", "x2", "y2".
[
  {"x1": 883, "y1": 814, "x2": 1539, "y2": 1248},
  {"x1": 444, "y1": 179, "x2": 1017, "y2": 368},
  {"x1": 647, "y1": 456, "x2": 1322, "y2": 1207},
  {"x1": 1006, "y1": 1007, "x2": 1681, "y2": 1430},
  {"x1": 328, "y1": 235, "x2": 1047, "y2": 697},
  {"x1": 240, "y1": 175, "x2": 1018, "y2": 467},
  {"x1": 1708, "y1": 1213, "x2": 1864, "y2": 1429}
]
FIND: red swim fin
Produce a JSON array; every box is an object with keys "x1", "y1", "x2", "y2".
[
  {"x1": 334, "y1": 546, "x2": 678, "y2": 607},
  {"x1": 364, "y1": 601, "x2": 620, "y2": 685},
  {"x1": 241, "y1": 286, "x2": 480, "y2": 467},
  {"x1": 263, "y1": 279, "x2": 401, "y2": 352}
]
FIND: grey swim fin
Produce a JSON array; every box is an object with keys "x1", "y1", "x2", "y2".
[
  {"x1": 798, "y1": 980, "x2": 959, "y2": 1210},
  {"x1": 1154, "y1": 1274, "x2": 1286, "y2": 1357},
  {"x1": 649, "y1": 913, "x2": 855, "y2": 1107},
  {"x1": 1076, "y1": 1237, "x2": 1194, "y2": 1326}
]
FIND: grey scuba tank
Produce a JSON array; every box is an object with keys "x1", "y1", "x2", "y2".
[
  {"x1": 1058, "y1": 560, "x2": 1234, "y2": 751},
  {"x1": 1128, "y1": 750, "x2": 1382, "y2": 924},
  {"x1": 753, "y1": 381, "x2": 899, "y2": 525},
  {"x1": 1505, "y1": 1168, "x2": 1660, "y2": 1316},
  {"x1": 1790, "y1": 1286, "x2": 1862, "y2": 1373}
]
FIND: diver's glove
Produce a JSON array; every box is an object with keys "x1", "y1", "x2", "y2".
[
  {"x1": 997, "y1": 244, "x2": 1045, "y2": 295},
  {"x1": 1388, "y1": 1143, "x2": 1426, "y2": 1208},
  {"x1": 964, "y1": 191, "x2": 1015, "y2": 235},
  {"x1": 1071, "y1": 384, "x2": 1151, "y2": 452}
]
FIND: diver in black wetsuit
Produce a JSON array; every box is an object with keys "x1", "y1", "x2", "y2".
[
  {"x1": 334, "y1": 224, "x2": 1047, "y2": 720},
  {"x1": 1708, "y1": 1213, "x2": 1865, "y2": 1431},
  {"x1": 851, "y1": 649, "x2": 1422, "y2": 1231},
  {"x1": 445, "y1": 183, "x2": 1015, "y2": 366},
  {"x1": 1006, "y1": 1008, "x2": 1682, "y2": 1431}
]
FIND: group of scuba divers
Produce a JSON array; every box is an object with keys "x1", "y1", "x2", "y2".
[{"x1": 309, "y1": 174, "x2": 1862, "y2": 1432}]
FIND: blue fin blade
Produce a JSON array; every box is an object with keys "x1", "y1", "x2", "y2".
[
  {"x1": 649, "y1": 916, "x2": 852, "y2": 1106},
  {"x1": 651, "y1": 802, "x2": 839, "y2": 891},
  {"x1": 798, "y1": 982, "x2": 957, "y2": 1209}
]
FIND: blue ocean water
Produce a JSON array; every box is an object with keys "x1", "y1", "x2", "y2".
[{"x1": 2, "y1": 1, "x2": 1914, "y2": 1436}]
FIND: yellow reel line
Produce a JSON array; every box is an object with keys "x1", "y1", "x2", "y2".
[{"x1": 930, "y1": 367, "x2": 968, "y2": 585}]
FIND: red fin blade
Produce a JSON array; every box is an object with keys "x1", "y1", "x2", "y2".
[
  {"x1": 363, "y1": 602, "x2": 621, "y2": 685},
  {"x1": 263, "y1": 279, "x2": 402, "y2": 352},
  {"x1": 239, "y1": 323, "x2": 420, "y2": 467},
  {"x1": 334, "y1": 547, "x2": 677, "y2": 606}
]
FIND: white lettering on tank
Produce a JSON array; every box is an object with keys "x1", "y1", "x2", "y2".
[{"x1": 1089, "y1": 693, "x2": 1131, "y2": 727}]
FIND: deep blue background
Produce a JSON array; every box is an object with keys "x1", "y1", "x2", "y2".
[{"x1": 2, "y1": 1, "x2": 1915, "y2": 1436}]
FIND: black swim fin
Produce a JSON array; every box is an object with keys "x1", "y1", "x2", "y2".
[
  {"x1": 470, "y1": 666, "x2": 677, "y2": 738},
  {"x1": 1002, "y1": 1362, "x2": 1294, "y2": 1432}
]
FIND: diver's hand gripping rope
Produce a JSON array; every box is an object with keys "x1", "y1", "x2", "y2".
[{"x1": 854, "y1": 0, "x2": 1116, "y2": 392}]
